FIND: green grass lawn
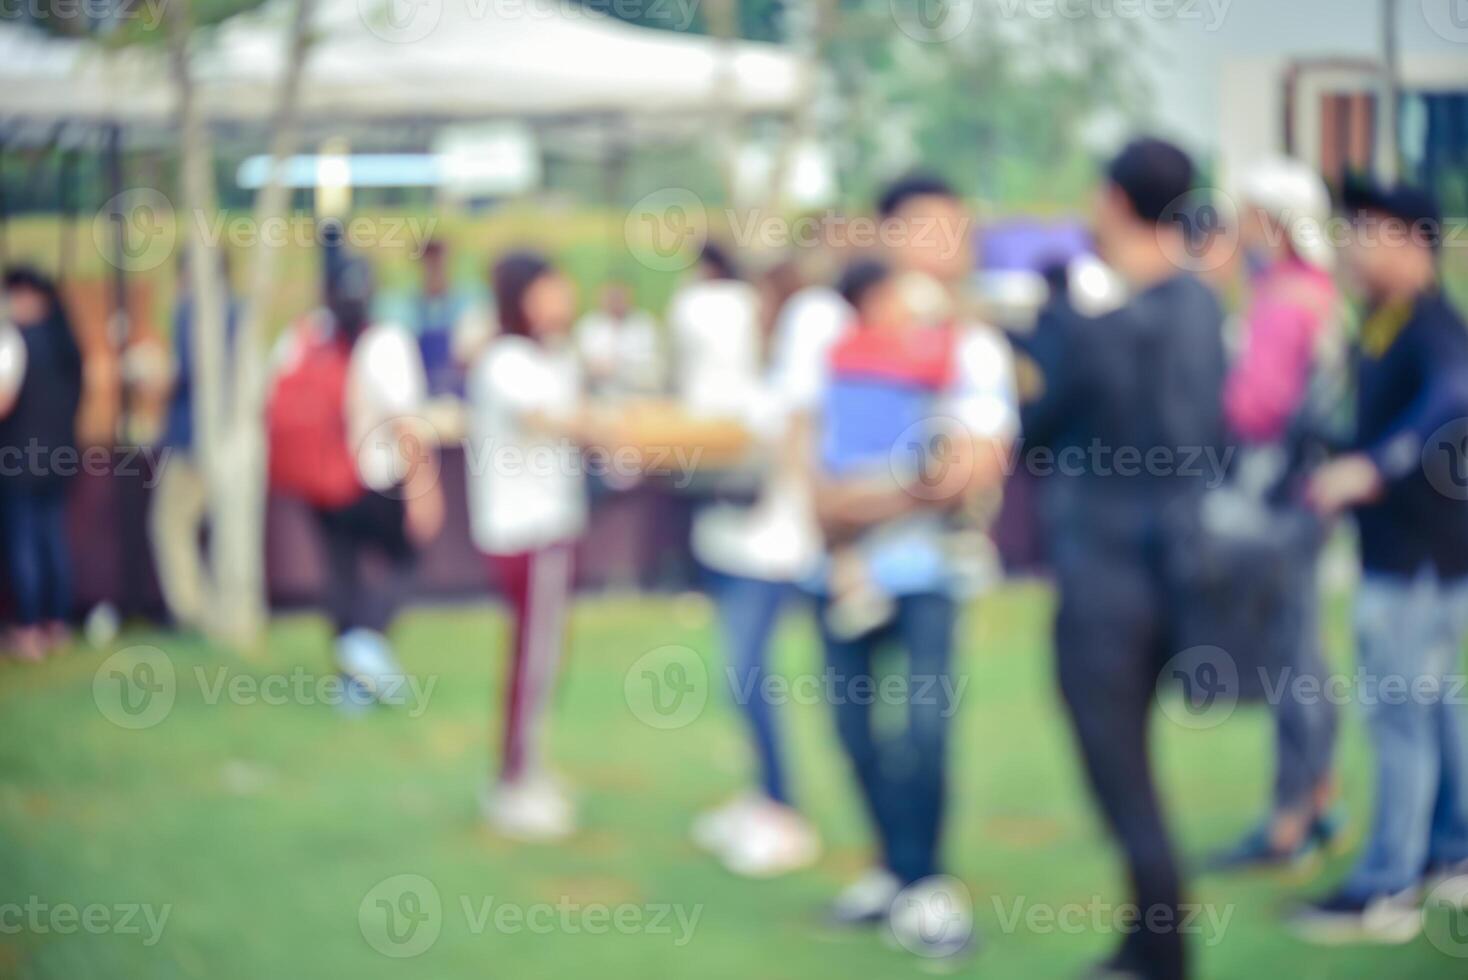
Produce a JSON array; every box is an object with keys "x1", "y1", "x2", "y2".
[{"x1": 1, "y1": 582, "x2": 1464, "y2": 979}]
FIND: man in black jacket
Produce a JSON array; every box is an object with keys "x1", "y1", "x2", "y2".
[
  {"x1": 1292, "y1": 180, "x2": 1468, "y2": 942},
  {"x1": 1022, "y1": 139, "x2": 1227, "y2": 980}
]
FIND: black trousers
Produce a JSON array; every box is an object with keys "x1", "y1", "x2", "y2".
[
  {"x1": 1054, "y1": 533, "x2": 1187, "y2": 980},
  {"x1": 312, "y1": 491, "x2": 415, "y2": 636}
]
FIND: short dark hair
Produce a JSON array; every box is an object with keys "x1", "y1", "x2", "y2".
[
  {"x1": 1105, "y1": 138, "x2": 1196, "y2": 225},
  {"x1": 876, "y1": 172, "x2": 957, "y2": 220},
  {"x1": 835, "y1": 258, "x2": 893, "y2": 314},
  {"x1": 493, "y1": 250, "x2": 554, "y2": 339},
  {"x1": 1342, "y1": 176, "x2": 1443, "y2": 251}
]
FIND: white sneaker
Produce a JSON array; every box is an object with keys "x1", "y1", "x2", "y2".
[
  {"x1": 335, "y1": 628, "x2": 406, "y2": 702},
  {"x1": 482, "y1": 776, "x2": 576, "y2": 842},
  {"x1": 1425, "y1": 859, "x2": 1468, "y2": 908},
  {"x1": 827, "y1": 868, "x2": 902, "y2": 927},
  {"x1": 719, "y1": 803, "x2": 820, "y2": 878},
  {"x1": 691, "y1": 793, "x2": 765, "y2": 854},
  {"x1": 1289, "y1": 887, "x2": 1423, "y2": 945},
  {"x1": 887, "y1": 875, "x2": 976, "y2": 963}
]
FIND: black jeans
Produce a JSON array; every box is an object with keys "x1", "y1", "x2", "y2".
[
  {"x1": 819, "y1": 591, "x2": 958, "y2": 886},
  {"x1": 312, "y1": 491, "x2": 415, "y2": 636},
  {"x1": 1054, "y1": 536, "x2": 1187, "y2": 980}
]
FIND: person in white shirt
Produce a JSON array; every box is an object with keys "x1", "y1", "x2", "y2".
[
  {"x1": 311, "y1": 256, "x2": 444, "y2": 704},
  {"x1": 668, "y1": 243, "x2": 762, "y2": 419},
  {"x1": 683, "y1": 250, "x2": 847, "y2": 879},
  {"x1": 468, "y1": 251, "x2": 603, "y2": 842},
  {"x1": 574, "y1": 282, "x2": 663, "y2": 400}
]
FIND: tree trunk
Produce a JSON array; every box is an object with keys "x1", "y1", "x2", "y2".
[{"x1": 167, "y1": 0, "x2": 316, "y2": 652}]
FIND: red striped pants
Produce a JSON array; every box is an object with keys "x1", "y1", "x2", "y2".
[{"x1": 487, "y1": 542, "x2": 575, "y2": 782}]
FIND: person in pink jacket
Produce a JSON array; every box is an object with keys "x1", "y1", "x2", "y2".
[{"x1": 1208, "y1": 159, "x2": 1344, "y2": 874}]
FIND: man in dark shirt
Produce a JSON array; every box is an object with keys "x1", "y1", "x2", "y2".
[
  {"x1": 1293, "y1": 180, "x2": 1468, "y2": 941},
  {"x1": 1022, "y1": 138, "x2": 1227, "y2": 980}
]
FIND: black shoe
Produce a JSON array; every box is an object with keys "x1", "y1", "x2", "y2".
[
  {"x1": 1310, "y1": 808, "x2": 1348, "y2": 853},
  {"x1": 1288, "y1": 887, "x2": 1423, "y2": 945},
  {"x1": 1201, "y1": 823, "x2": 1319, "y2": 876}
]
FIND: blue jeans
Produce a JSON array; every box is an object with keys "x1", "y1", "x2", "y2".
[
  {"x1": 1344, "y1": 569, "x2": 1468, "y2": 898},
  {"x1": 0, "y1": 486, "x2": 72, "y2": 627},
  {"x1": 705, "y1": 571, "x2": 797, "y2": 804},
  {"x1": 819, "y1": 591, "x2": 957, "y2": 885},
  {"x1": 1272, "y1": 563, "x2": 1338, "y2": 814}
]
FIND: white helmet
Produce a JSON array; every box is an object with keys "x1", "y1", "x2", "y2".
[{"x1": 1237, "y1": 157, "x2": 1335, "y2": 270}]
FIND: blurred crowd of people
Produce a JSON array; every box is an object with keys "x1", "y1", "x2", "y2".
[{"x1": 3, "y1": 132, "x2": 1468, "y2": 979}]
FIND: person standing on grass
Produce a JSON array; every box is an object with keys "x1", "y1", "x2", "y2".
[
  {"x1": 683, "y1": 245, "x2": 839, "y2": 879},
  {"x1": 268, "y1": 255, "x2": 444, "y2": 703},
  {"x1": 1021, "y1": 139, "x2": 1227, "y2": 980},
  {"x1": 1290, "y1": 180, "x2": 1468, "y2": 943},
  {"x1": 1203, "y1": 158, "x2": 1345, "y2": 873},
  {"x1": 469, "y1": 251, "x2": 605, "y2": 842},
  {"x1": 0, "y1": 267, "x2": 83, "y2": 662},
  {"x1": 812, "y1": 175, "x2": 1018, "y2": 961}
]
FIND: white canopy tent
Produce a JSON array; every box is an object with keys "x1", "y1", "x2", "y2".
[{"x1": 0, "y1": 0, "x2": 808, "y2": 126}]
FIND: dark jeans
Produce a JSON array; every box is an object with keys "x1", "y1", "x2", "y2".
[
  {"x1": 706, "y1": 570, "x2": 797, "y2": 804},
  {"x1": 312, "y1": 491, "x2": 415, "y2": 636},
  {"x1": 819, "y1": 591, "x2": 957, "y2": 886},
  {"x1": 0, "y1": 485, "x2": 72, "y2": 626},
  {"x1": 1054, "y1": 539, "x2": 1186, "y2": 980}
]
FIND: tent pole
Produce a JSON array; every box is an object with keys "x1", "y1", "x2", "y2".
[
  {"x1": 105, "y1": 123, "x2": 130, "y2": 420},
  {"x1": 602, "y1": 112, "x2": 629, "y2": 286},
  {"x1": 0, "y1": 125, "x2": 9, "y2": 270},
  {"x1": 58, "y1": 132, "x2": 76, "y2": 284}
]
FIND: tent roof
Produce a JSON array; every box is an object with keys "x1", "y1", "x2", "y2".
[{"x1": 0, "y1": 0, "x2": 807, "y2": 127}]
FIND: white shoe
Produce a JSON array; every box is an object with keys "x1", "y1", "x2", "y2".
[
  {"x1": 887, "y1": 875, "x2": 976, "y2": 962},
  {"x1": 335, "y1": 628, "x2": 405, "y2": 702},
  {"x1": 827, "y1": 868, "x2": 902, "y2": 927},
  {"x1": 719, "y1": 803, "x2": 820, "y2": 878},
  {"x1": 691, "y1": 793, "x2": 765, "y2": 854},
  {"x1": 1425, "y1": 859, "x2": 1468, "y2": 908},
  {"x1": 482, "y1": 776, "x2": 576, "y2": 842}
]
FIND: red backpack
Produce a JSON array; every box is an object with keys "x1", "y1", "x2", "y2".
[{"x1": 266, "y1": 320, "x2": 363, "y2": 508}]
